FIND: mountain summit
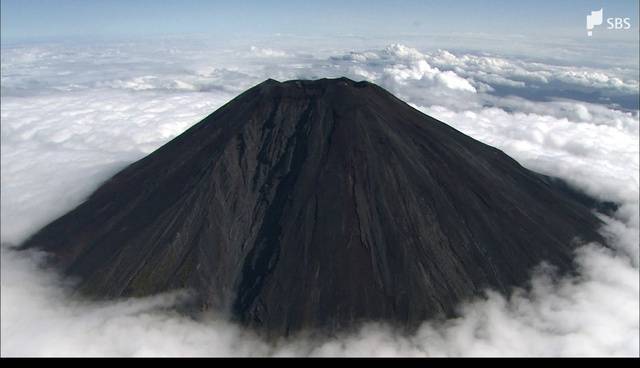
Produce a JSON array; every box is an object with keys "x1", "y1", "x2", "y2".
[{"x1": 22, "y1": 77, "x2": 605, "y2": 335}]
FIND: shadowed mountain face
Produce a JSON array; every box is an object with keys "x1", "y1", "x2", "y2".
[{"x1": 21, "y1": 77, "x2": 606, "y2": 336}]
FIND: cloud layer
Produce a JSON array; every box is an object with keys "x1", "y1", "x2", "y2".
[{"x1": 1, "y1": 38, "x2": 638, "y2": 356}]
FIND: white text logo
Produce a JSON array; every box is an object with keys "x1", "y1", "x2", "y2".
[{"x1": 587, "y1": 8, "x2": 631, "y2": 36}]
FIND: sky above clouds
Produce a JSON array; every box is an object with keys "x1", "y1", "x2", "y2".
[
  {"x1": 1, "y1": 0, "x2": 639, "y2": 41},
  {"x1": 1, "y1": 0, "x2": 639, "y2": 357}
]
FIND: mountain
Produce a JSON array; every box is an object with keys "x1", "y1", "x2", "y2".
[{"x1": 21, "y1": 77, "x2": 606, "y2": 336}]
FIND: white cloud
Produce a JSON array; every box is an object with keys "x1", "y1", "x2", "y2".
[
  {"x1": 0, "y1": 38, "x2": 638, "y2": 357},
  {"x1": 0, "y1": 90, "x2": 233, "y2": 243},
  {"x1": 249, "y1": 46, "x2": 289, "y2": 58},
  {"x1": 422, "y1": 103, "x2": 638, "y2": 208},
  {"x1": 339, "y1": 44, "x2": 477, "y2": 93},
  {"x1": 425, "y1": 49, "x2": 639, "y2": 95}
]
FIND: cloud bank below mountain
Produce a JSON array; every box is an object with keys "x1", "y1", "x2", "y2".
[{"x1": 1, "y1": 38, "x2": 638, "y2": 356}]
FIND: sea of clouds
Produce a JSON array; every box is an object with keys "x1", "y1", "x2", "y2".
[{"x1": 1, "y1": 35, "x2": 638, "y2": 356}]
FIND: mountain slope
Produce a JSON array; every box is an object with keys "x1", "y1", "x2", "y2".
[{"x1": 21, "y1": 77, "x2": 605, "y2": 335}]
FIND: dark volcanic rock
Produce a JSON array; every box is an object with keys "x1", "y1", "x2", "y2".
[{"x1": 21, "y1": 77, "x2": 606, "y2": 335}]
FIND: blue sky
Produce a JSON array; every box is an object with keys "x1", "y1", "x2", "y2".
[{"x1": 1, "y1": 0, "x2": 638, "y2": 41}]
